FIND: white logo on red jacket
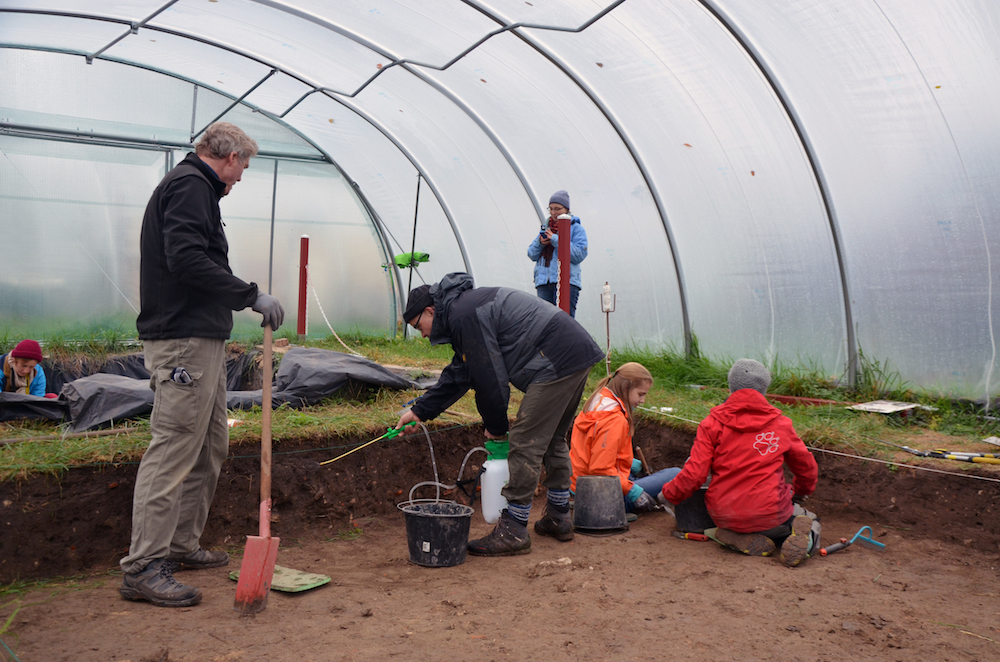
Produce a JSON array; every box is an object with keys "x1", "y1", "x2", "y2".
[{"x1": 753, "y1": 431, "x2": 779, "y2": 456}]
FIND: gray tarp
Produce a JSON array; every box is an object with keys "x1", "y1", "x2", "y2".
[
  {"x1": 228, "y1": 347, "x2": 418, "y2": 409},
  {"x1": 62, "y1": 348, "x2": 419, "y2": 431},
  {"x1": 0, "y1": 392, "x2": 69, "y2": 423},
  {"x1": 63, "y1": 373, "x2": 155, "y2": 432}
]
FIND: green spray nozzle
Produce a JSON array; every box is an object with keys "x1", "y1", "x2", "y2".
[{"x1": 385, "y1": 420, "x2": 416, "y2": 440}]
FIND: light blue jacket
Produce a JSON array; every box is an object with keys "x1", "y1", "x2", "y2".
[
  {"x1": 527, "y1": 215, "x2": 588, "y2": 289},
  {"x1": 1, "y1": 354, "x2": 47, "y2": 397}
]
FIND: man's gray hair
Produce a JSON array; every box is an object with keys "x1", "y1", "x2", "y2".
[{"x1": 195, "y1": 122, "x2": 259, "y2": 162}]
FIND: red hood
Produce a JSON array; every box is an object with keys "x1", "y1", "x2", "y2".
[{"x1": 709, "y1": 389, "x2": 783, "y2": 432}]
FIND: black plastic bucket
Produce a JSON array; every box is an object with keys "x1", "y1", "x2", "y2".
[
  {"x1": 573, "y1": 475, "x2": 628, "y2": 534},
  {"x1": 674, "y1": 488, "x2": 715, "y2": 533},
  {"x1": 398, "y1": 500, "x2": 474, "y2": 567}
]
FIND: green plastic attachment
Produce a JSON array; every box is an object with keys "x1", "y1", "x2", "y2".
[
  {"x1": 385, "y1": 420, "x2": 416, "y2": 440},
  {"x1": 485, "y1": 439, "x2": 509, "y2": 461},
  {"x1": 394, "y1": 251, "x2": 430, "y2": 269}
]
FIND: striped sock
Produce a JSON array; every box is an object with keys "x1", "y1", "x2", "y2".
[
  {"x1": 548, "y1": 489, "x2": 571, "y2": 513},
  {"x1": 507, "y1": 502, "x2": 531, "y2": 525}
]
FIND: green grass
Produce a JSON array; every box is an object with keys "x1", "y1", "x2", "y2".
[
  {"x1": 2, "y1": 337, "x2": 998, "y2": 482},
  {"x1": 614, "y1": 343, "x2": 1000, "y2": 463}
]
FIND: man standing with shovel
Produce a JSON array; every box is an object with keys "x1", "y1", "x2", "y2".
[
  {"x1": 119, "y1": 122, "x2": 284, "y2": 608},
  {"x1": 396, "y1": 272, "x2": 604, "y2": 555}
]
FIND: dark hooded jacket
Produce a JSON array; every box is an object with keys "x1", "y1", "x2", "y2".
[
  {"x1": 410, "y1": 273, "x2": 604, "y2": 436},
  {"x1": 137, "y1": 152, "x2": 259, "y2": 340},
  {"x1": 662, "y1": 388, "x2": 818, "y2": 532}
]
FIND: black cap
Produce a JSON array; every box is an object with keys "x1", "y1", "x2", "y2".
[{"x1": 403, "y1": 284, "x2": 433, "y2": 323}]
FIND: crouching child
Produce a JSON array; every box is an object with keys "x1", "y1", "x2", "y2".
[{"x1": 661, "y1": 359, "x2": 821, "y2": 567}]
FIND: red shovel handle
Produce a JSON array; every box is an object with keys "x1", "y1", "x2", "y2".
[{"x1": 260, "y1": 326, "x2": 273, "y2": 538}]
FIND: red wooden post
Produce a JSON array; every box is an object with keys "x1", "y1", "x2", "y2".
[
  {"x1": 556, "y1": 214, "x2": 572, "y2": 315},
  {"x1": 297, "y1": 235, "x2": 309, "y2": 337}
]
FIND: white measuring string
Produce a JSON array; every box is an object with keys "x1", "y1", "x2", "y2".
[
  {"x1": 306, "y1": 265, "x2": 365, "y2": 358},
  {"x1": 637, "y1": 406, "x2": 1000, "y2": 484}
]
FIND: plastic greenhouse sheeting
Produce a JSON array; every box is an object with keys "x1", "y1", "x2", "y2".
[{"x1": 1, "y1": 0, "x2": 999, "y2": 401}]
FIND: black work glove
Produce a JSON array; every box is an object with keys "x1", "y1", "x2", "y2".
[
  {"x1": 633, "y1": 490, "x2": 659, "y2": 513},
  {"x1": 251, "y1": 291, "x2": 285, "y2": 330}
]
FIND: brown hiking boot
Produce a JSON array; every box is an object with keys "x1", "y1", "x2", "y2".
[
  {"x1": 716, "y1": 528, "x2": 776, "y2": 556},
  {"x1": 119, "y1": 558, "x2": 202, "y2": 608},
  {"x1": 468, "y1": 509, "x2": 531, "y2": 556},
  {"x1": 780, "y1": 515, "x2": 813, "y2": 567},
  {"x1": 171, "y1": 548, "x2": 229, "y2": 570},
  {"x1": 534, "y1": 504, "x2": 573, "y2": 542}
]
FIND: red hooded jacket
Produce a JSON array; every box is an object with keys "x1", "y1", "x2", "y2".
[{"x1": 662, "y1": 389, "x2": 818, "y2": 533}]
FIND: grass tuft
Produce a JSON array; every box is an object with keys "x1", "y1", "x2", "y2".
[{"x1": 1, "y1": 338, "x2": 997, "y2": 481}]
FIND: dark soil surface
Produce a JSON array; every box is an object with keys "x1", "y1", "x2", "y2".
[{"x1": 3, "y1": 420, "x2": 1000, "y2": 661}]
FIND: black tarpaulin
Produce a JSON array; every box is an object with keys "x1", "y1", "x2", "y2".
[{"x1": 61, "y1": 348, "x2": 420, "y2": 431}]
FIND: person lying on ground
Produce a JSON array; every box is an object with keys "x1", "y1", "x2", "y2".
[
  {"x1": 661, "y1": 359, "x2": 821, "y2": 567},
  {"x1": 1, "y1": 339, "x2": 47, "y2": 397},
  {"x1": 395, "y1": 272, "x2": 604, "y2": 556},
  {"x1": 570, "y1": 362, "x2": 681, "y2": 519}
]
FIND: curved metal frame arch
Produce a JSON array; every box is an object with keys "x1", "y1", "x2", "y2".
[
  {"x1": 698, "y1": 0, "x2": 858, "y2": 385},
  {"x1": 245, "y1": 0, "x2": 681, "y2": 335},
  {"x1": 0, "y1": 38, "x2": 409, "y2": 332},
  {"x1": 461, "y1": 0, "x2": 693, "y2": 354},
  {"x1": 238, "y1": 0, "x2": 549, "y2": 279},
  {"x1": 0, "y1": 6, "x2": 473, "y2": 281}
]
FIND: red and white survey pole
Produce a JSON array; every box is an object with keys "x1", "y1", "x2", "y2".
[
  {"x1": 556, "y1": 213, "x2": 572, "y2": 315},
  {"x1": 297, "y1": 235, "x2": 309, "y2": 337}
]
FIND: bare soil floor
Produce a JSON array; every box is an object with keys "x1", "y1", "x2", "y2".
[{"x1": 2, "y1": 422, "x2": 1000, "y2": 661}]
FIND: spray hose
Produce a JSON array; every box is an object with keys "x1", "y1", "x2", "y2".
[
  {"x1": 317, "y1": 421, "x2": 488, "y2": 503},
  {"x1": 407, "y1": 422, "x2": 486, "y2": 502},
  {"x1": 317, "y1": 421, "x2": 416, "y2": 466}
]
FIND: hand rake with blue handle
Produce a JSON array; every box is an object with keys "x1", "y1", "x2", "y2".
[{"x1": 819, "y1": 525, "x2": 886, "y2": 556}]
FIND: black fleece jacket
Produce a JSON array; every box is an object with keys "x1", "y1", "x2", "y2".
[
  {"x1": 137, "y1": 152, "x2": 259, "y2": 340},
  {"x1": 410, "y1": 273, "x2": 604, "y2": 436}
]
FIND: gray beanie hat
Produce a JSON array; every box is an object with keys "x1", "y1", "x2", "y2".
[
  {"x1": 728, "y1": 359, "x2": 771, "y2": 395},
  {"x1": 549, "y1": 190, "x2": 570, "y2": 209}
]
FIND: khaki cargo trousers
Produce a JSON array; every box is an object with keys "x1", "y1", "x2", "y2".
[{"x1": 120, "y1": 338, "x2": 229, "y2": 574}]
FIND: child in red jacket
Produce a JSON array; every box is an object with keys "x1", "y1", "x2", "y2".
[{"x1": 662, "y1": 359, "x2": 821, "y2": 567}]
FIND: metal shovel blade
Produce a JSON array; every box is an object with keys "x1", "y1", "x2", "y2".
[{"x1": 233, "y1": 534, "x2": 280, "y2": 614}]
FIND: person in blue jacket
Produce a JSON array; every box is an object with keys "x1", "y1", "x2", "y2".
[
  {"x1": 0, "y1": 339, "x2": 47, "y2": 397},
  {"x1": 527, "y1": 190, "x2": 588, "y2": 318}
]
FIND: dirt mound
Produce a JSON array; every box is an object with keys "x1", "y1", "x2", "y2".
[{"x1": 2, "y1": 421, "x2": 998, "y2": 583}]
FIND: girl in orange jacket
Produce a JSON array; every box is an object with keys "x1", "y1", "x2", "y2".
[{"x1": 570, "y1": 362, "x2": 680, "y2": 513}]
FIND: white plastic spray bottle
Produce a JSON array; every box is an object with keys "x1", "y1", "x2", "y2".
[{"x1": 480, "y1": 439, "x2": 510, "y2": 524}]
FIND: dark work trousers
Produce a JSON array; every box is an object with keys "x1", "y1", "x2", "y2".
[
  {"x1": 536, "y1": 283, "x2": 581, "y2": 318},
  {"x1": 503, "y1": 367, "x2": 592, "y2": 505}
]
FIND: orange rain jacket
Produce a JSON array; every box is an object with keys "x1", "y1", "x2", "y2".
[{"x1": 570, "y1": 387, "x2": 636, "y2": 495}]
